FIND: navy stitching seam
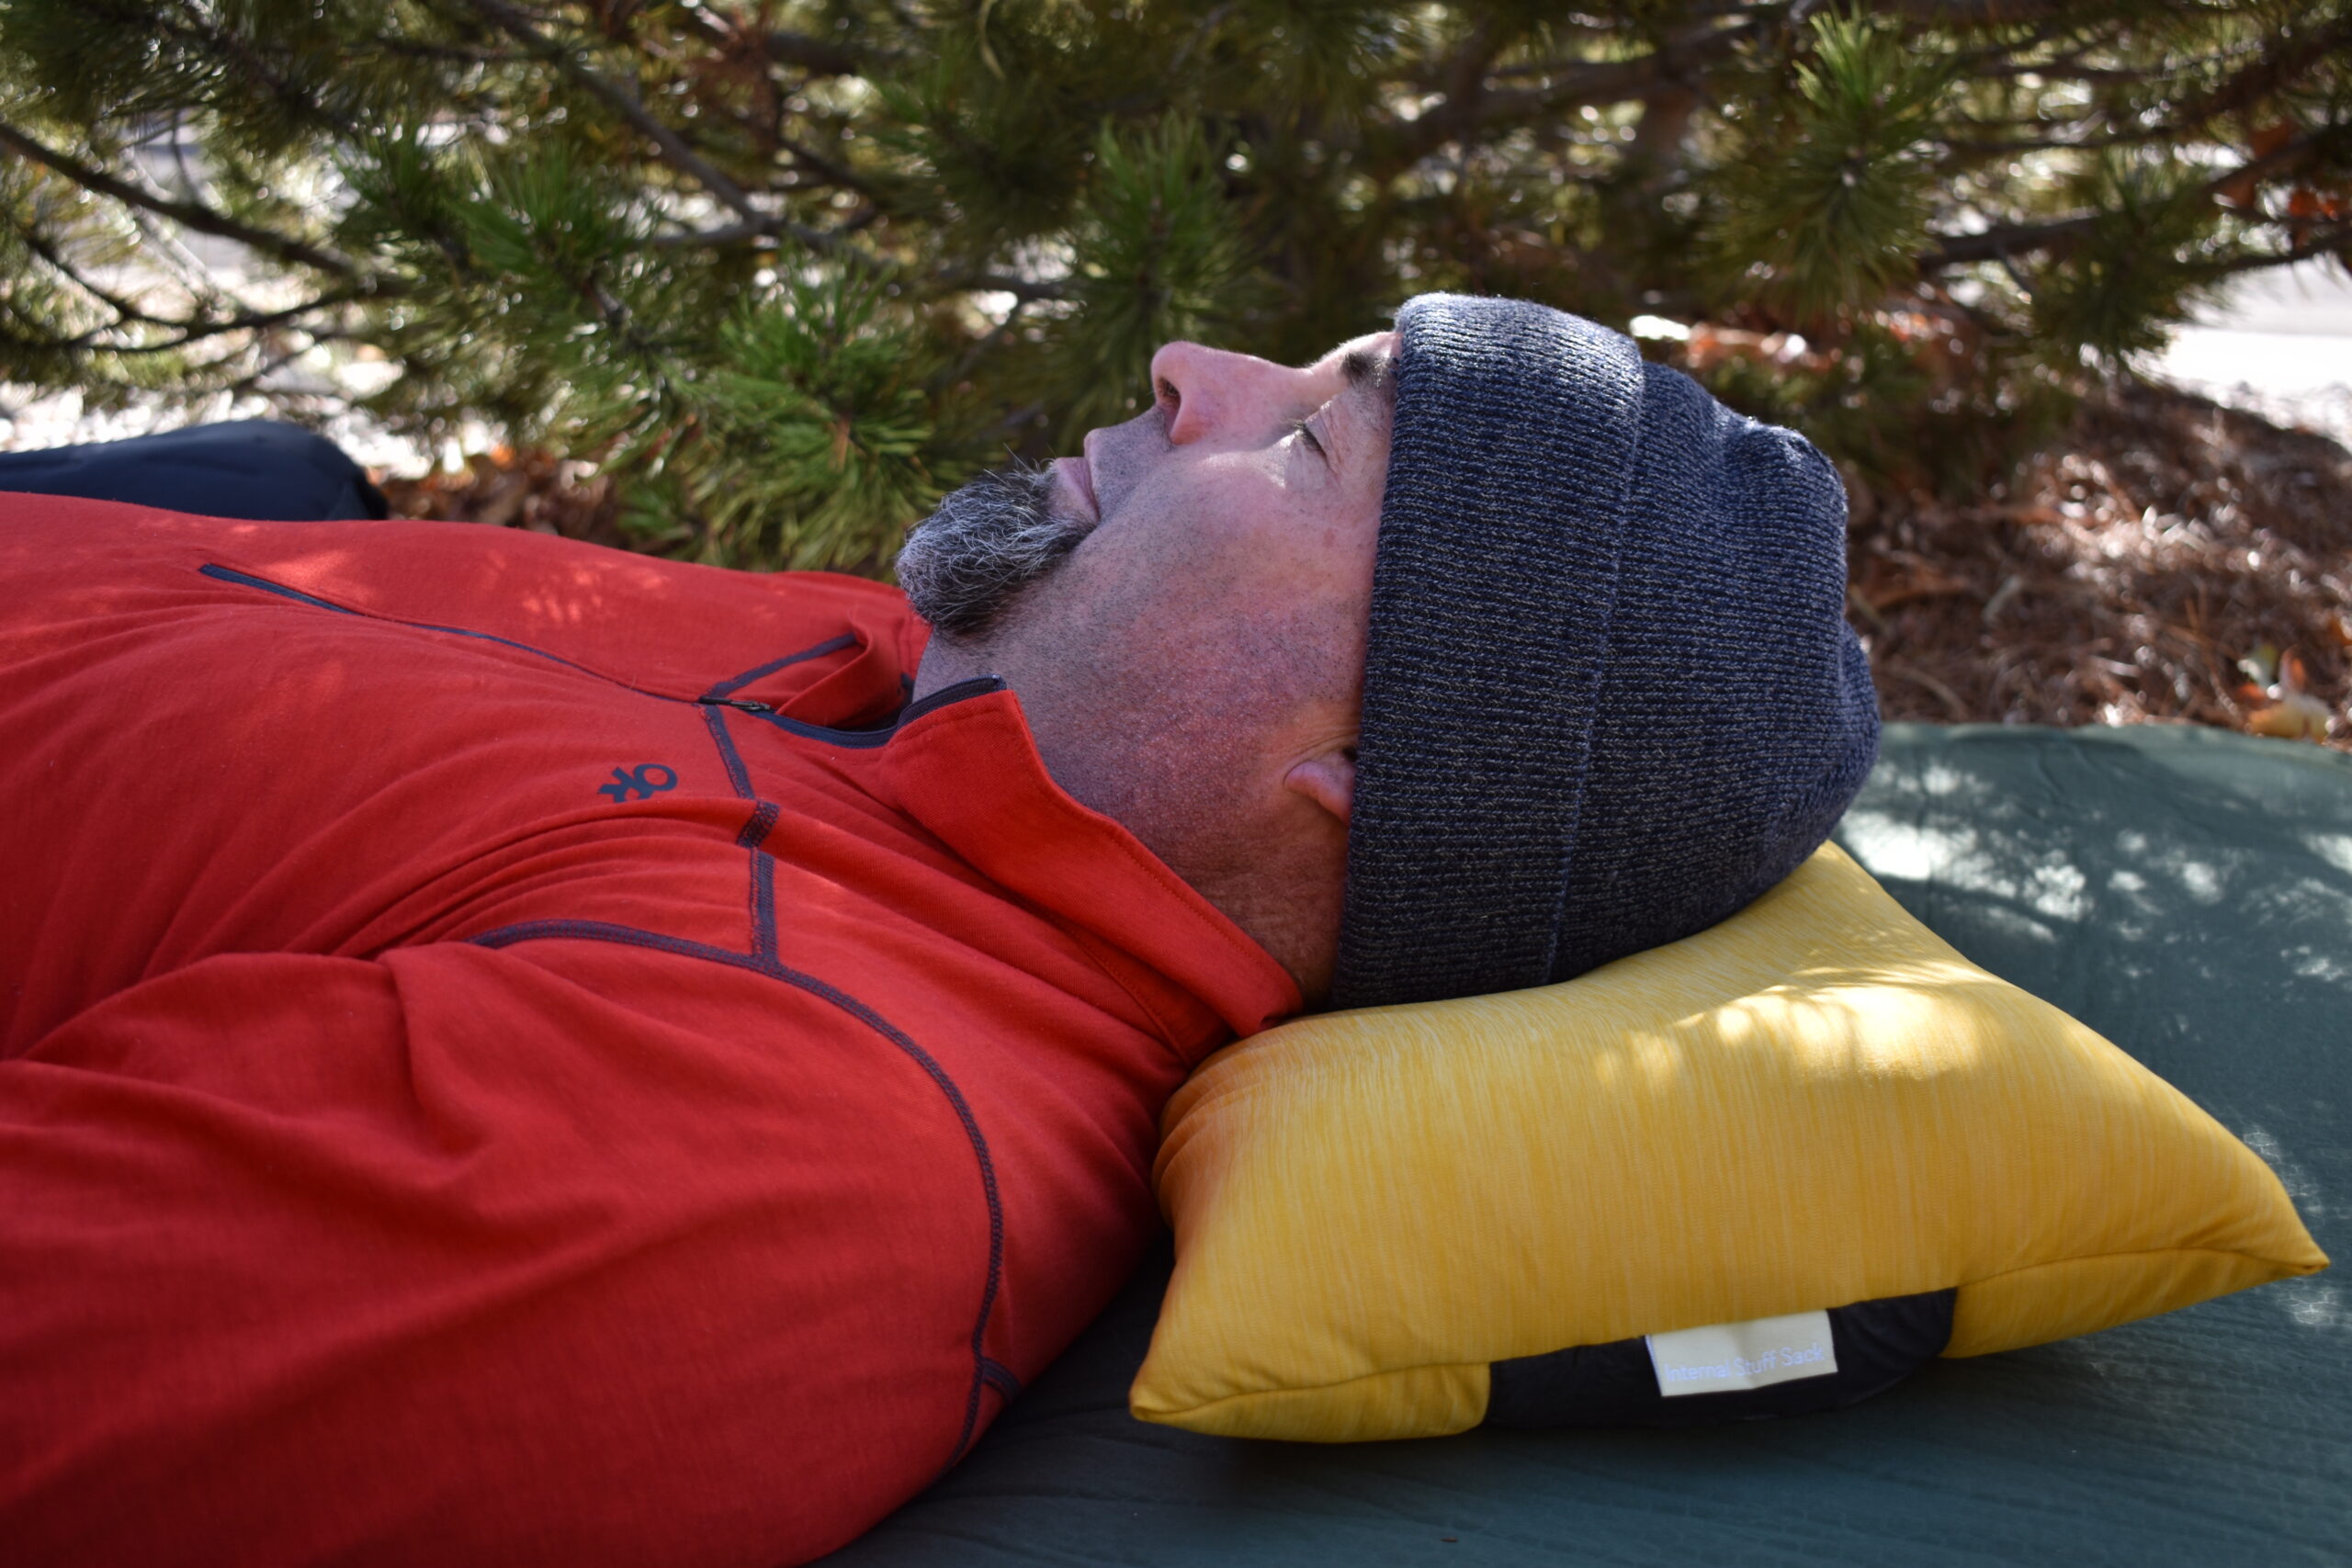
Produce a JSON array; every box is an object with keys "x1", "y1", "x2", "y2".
[
  {"x1": 208, "y1": 563, "x2": 1013, "y2": 1461},
  {"x1": 203, "y1": 564, "x2": 944, "y2": 750},
  {"x1": 465, "y1": 917, "x2": 1008, "y2": 1473},
  {"x1": 737, "y1": 801, "x2": 780, "y2": 850},
  {"x1": 739, "y1": 707, "x2": 900, "y2": 750},
  {"x1": 736, "y1": 674, "x2": 1008, "y2": 750},
  {"x1": 701, "y1": 703, "x2": 758, "y2": 799},
  {"x1": 198, "y1": 562, "x2": 357, "y2": 615},
  {"x1": 702, "y1": 635, "x2": 857, "y2": 701},
  {"x1": 701, "y1": 704, "x2": 783, "y2": 956},
  {"x1": 201, "y1": 564, "x2": 674, "y2": 694},
  {"x1": 749, "y1": 852, "x2": 778, "y2": 962}
]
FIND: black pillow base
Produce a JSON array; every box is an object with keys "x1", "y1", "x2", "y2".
[{"x1": 1484, "y1": 1289, "x2": 1958, "y2": 1428}]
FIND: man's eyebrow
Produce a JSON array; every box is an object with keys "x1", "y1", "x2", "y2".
[
  {"x1": 1292, "y1": 343, "x2": 1396, "y2": 470},
  {"x1": 1339, "y1": 346, "x2": 1397, "y2": 407}
]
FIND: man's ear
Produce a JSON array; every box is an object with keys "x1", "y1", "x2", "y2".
[{"x1": 1283, "y1": 745, "x2": 1356, "y2": 827}]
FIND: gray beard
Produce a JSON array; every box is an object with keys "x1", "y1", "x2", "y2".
[{"x1": 894, "y1": 463, "x2": 1089, "y2": 639}]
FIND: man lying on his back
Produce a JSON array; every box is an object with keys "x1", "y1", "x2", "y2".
[{"x1": 0, "y1": 296, "x2": 1875, "y2": 1565}]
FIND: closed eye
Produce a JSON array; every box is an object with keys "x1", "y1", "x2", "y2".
[{"x1": 1290, "y1": 418, "x2": 1328, "y2": 462}]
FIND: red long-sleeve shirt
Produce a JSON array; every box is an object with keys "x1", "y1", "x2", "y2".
[{"x1": 0, "y1": 498, "x2": 1297, "y2": 1565}]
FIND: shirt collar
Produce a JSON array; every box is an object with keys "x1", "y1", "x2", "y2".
[{"x1": 869, "y1": 682, "x2": 1302, "y2": 1055}]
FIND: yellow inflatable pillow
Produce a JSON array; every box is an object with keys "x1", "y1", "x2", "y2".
[{"x1": 1134, "y1": 843, "x2": 2326, "y2": 1441}]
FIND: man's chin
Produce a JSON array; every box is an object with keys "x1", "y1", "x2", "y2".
[{"x1": 894, "y1": 462, "x2": 1091, "y2": 638}]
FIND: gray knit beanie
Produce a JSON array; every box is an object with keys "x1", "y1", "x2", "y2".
[{"x1": 1329, "y1": 294, "x2": 1880, "y2": 1011}]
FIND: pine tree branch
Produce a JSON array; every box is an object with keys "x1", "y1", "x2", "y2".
[
  {"x1": 955, "y1": 273, "x2": 1067, "y2": 303},
  {"x1": 1483, "y1": 0, "x2": 1754, "y2": 77},
  {"x1": 220, "y1": 339, "x2": 317, "y2": 400},
  {"x1": 2168, "y1": 11, "x2": 2352, "y2": 130},
  {"x1": 1373, "y1": 16, "x2": 1513, "y2": 169},
  {"x1": 99, "y1": 290, "x2": 368, "y2": 355},
  {"x1": 1919, "y1": 215, "x2": 2085, "y2": 268},
  {"x1": 644, "y1": 216, "x2": 779, "y2": 250},
  {"x1": 154, "y1": 0, "x2": 352, "y2": 137},
  {"x1": 763, "y1": 28, "x2": 899, "y2": 77},
  {"x1": 646, "y1": 5, "x2": 883, "y2": 198},
  {"x1": 2222, "y1": 227, "x2": 2352, "y2": 274},
  {"x1": 775, "y1": 130, "x2": 876, "y2": 198},
  {"x1": 1971, "y1": 55, "x2": 2172, "y2": 86},
  {"x1": 934, "y1": 296, "x2": 1032, "y2": 391},
  {"x1": 1469, "y1": 54, "x2": 1678, "y2": 121},
  {"x1": 1923, "y1": 127, "x2": 2344, "y2": 269},
  {"x1": 644, "y1": 209, "x2": 884, "y2": 260},
  {"x1": 11, "y1": 221, "x2": 175, "y2": 331},
  {"x1": 456, "y1": 0, "x2": 766, "y2": 218},
  {"x1": 661, "y1": 6, "x2": 900, "y2": 131},
  {"x1": 457, "y1": 0, "x2": 887, "y2": 265},
  {"x1": 1384, "y1": 16, "x2": 1762, "y2": 169},
  {"x1": 368, "y1": 36, "x2": 524, "y2": 65},
  {"x1": 1935, "y1": 25, "x2": 2317, "y2": 163},
  {"x1": 634, "y1": 0, "x2": 893, "y2": 79},
  {"x1": 1164, "y1": 4, "x2": 1238, "y2": 79},
  {"x1": 0, "y1": 120, "x2": 361, "y2": 277},
  {"x1": 2192, "y1": 127, "x2": 2336, "y2": 207},
  {"x1": 1941, "y1": 126, "x2": 2169, "y2": 156},
  {"x1": 1872, "y1": 0, "x2": 2090, "y2": 25}
]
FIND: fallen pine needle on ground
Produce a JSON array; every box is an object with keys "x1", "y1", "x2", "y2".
[{"x1": 1845, "y1": 381, "x2": 2349, "y2": 752}]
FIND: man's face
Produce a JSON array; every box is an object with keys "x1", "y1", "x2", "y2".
[
  {"x1": 899, "y1": 331, "x2": 1399, "y2": 653},
  {"x1": 897, "y1": 329, "x2": 1400, "y2": 999}
]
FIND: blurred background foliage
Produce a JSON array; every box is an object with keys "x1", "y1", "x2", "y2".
[{"x1": 0, "y1": 0, "x2": 2345, "y2": 570}]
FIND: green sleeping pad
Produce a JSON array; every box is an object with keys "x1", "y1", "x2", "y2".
[{"x1": 827, "y1": 724, "x2": 2352, "y2": 1568}]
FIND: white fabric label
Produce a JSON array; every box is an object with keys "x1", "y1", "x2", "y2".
[{"x1": 1645, "y1": 1310, "x2": 1838, "y2": 1396}]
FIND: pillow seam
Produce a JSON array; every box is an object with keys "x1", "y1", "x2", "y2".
[{"x1": 1148, "y1": 1242, "x2": 2321, "y2": 1414}]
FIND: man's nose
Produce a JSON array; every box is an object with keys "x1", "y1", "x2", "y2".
[{"x1": 1148, "y1": 340, "x2": 1301, "y2": 446}]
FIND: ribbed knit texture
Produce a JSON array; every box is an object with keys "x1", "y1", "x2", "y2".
[{"x1": 1331, "y1": 295, "x2": 1880, "y2": 1010}]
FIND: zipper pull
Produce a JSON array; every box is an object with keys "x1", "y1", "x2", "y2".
[{"x1": 696, "y1": 696, "x2": 774, "y2": 714}]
